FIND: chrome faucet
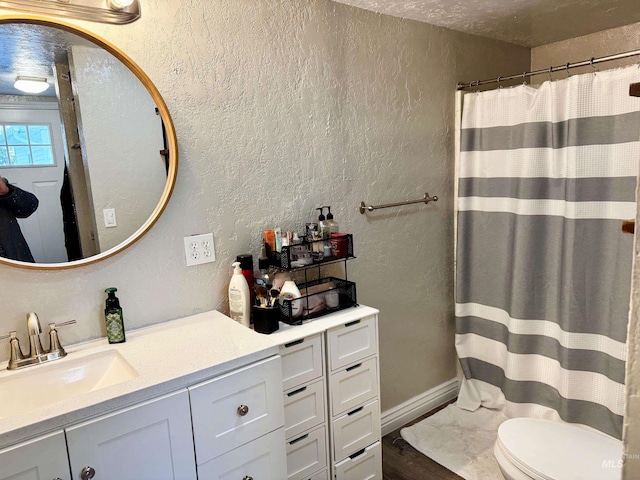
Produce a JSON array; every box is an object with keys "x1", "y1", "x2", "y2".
[{"x1": 1, "y1": 313, "x2": 76, "y2": 370}]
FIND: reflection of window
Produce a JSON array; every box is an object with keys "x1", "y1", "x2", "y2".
[{"x1": 0, "y1": 124, "x2": 54, "y2": 167}]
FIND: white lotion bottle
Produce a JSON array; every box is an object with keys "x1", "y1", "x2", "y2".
[
  {"x1": 229, "y1": 261, "x2": 251, "y2": 327},
  {"x1": 279, "y1": 280, "x2": 303, "y2": 318}
]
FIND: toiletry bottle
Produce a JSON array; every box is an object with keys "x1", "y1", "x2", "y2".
[
  {"x1": 279, "y1": 280, "x2": 303, "y2": 318},
  {"x1": 314, "y1": 207, "x2": 327, "y2": 260},
  {"x1": 104, "y1": 287, "x2": 126, "y2": 344},
  {"x1": 236, "y1": 254, "x2": 255, "y2": 308},
  {"x1": 325, "y1": 206, "x2": 338, "y2": 235},
  {"x1": 317, "y1": 207, "x2": 329, "y2": 239},
  {"x1": 255, "y1": 256, "x2": 273, "y2": 290},
  {"x1": 229, "y1": 262, "x2": 251, "y2": 327}
]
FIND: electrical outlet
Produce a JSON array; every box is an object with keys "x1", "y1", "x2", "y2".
[{"x1": 183, "y1": 233, "x2": 215, "y2": 266}]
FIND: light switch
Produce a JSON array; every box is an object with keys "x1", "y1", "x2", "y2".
[{"x1": 103, "y1": 208, "x2": 117, "y2": 228}]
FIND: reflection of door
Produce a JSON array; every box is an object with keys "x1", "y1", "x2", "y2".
[{"x1": 0, "y1": 103, "x2": 68, "y2": 263}]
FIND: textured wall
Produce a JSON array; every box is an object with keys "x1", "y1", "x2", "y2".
[{"x1": 0, "y1": 1, "x2": 529, "y2": 412}]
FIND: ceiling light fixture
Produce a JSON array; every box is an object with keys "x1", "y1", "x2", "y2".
[
  {"x1": 0, "y1": 0, "x2": 141, "y2": 25},
  {"x1": 14, "y1": 76, "x2": 49, "y2": 94}
]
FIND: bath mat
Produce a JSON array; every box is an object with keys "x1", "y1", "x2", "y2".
[{"x1": 400, "y1": 404, "x2": 506, "y2": 480}]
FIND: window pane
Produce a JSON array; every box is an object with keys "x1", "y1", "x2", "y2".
[
  {"x1": 8, "y1": 146, "x2": 31, "y2": 165},
  {"x1": 31, "y1": 146, "x2": 54, "y2": 165},
  {"x1": 5, "y1": 125, "x2": 28, "y2": 145},
  {"x1": 0, "y1": 126, "x2": 5, "y2": 145},
  {"x1": 0, "y1": 147, "x2": 8, "y2": 166},
  {"x1": 28, "y1": 125, "x2": 51, "y2": 145}
]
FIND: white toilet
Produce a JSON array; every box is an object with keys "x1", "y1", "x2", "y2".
[{"x1": 494, "y1": 417, "x2": 622, "y2": 480}]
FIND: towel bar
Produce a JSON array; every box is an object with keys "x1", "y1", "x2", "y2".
[{"x1": 359, "y1": 193, "x2": 438, "y2": 214}]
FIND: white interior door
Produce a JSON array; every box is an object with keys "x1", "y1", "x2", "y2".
[{"x1": 0, "y1": 102, "x2": 68, "y2": 263}]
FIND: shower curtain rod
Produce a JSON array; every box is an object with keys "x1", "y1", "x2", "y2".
[{"x1": 456, "y1": 48, "x2": 640, "y2": 90}]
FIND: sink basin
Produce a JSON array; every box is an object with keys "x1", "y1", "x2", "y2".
[{"x1": 0, "y1": 349, "x2": 138, "y2": 418}]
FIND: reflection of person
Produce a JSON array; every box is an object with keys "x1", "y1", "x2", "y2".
[{"x1": 0, "y1": 177, "x2": 39, "y2": 262}]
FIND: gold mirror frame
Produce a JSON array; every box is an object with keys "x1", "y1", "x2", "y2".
[{"x1": 0, "y1": 14, "x2": 177, "y2": 270}]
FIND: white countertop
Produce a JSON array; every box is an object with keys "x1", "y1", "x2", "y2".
[
  {"x1": 0, "y1": 310, "x2": 278, "y2": 449},
  {"x1": 269, "y1": 305, "x2": 379, "y2": 346}
]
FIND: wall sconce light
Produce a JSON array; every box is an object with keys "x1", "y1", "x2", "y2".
[
  {"x1": 14, "y1": 76, "x2": 50, "y2": 94},
  {"x1": 0, "y1": 0, "x2": 141, "y2": 25}
]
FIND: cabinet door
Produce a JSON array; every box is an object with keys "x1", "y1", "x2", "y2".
[
  {"x1": 0, "y1": 430, "x2": 70, "y2": 480},
  {"x1": 66, "y1": 389, "x2": 196, "y2": 480}
]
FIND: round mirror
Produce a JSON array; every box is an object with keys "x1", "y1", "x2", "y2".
[{"x1": 0, "y1": 14, "x2": 177, "y2": 269}]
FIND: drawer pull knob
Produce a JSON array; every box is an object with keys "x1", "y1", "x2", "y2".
[
  {"x1": 289, "y1": 433, "x2": 309, "y2": 445},
  {"x1": 346, "y1": 363, "x2": 362, "y2": 372},
  {"x1": 345, "y1": 320, "x2": 361, "y2": 327},
  {"x1": 80, "y1": 466, "x2": 96, "y2": 480},
  {"x1": 243, "y1": 477, "x2": 254, "y2": 480},
  {"x1": 237, "y1": 404, "x2": 249, "y2": 416},
  {"x1": 284, "y1": 339, "x2": 304, "y2": 348},
  {"x1": 287, "y1": 386, "x2": 308, "y2": 397}
]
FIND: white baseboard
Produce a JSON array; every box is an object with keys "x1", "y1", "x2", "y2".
[{"x1": 381, "y1": 377, "x2": 459, "y2": 436}]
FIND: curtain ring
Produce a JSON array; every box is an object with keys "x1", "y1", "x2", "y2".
[
  {"x1": 548, "y1": 66, "x2": 553, "y2": 81},
  {"x1": 497, "y1": 76, "x2": 502, "y2": 89},
  {"x1": 590, "y1": 57, "x2": 599, "y2": 73},
  {"x1": 566, "y1": 62, "x2": 571, "y2": 77},
  {"x1": 522, "y1": 72, "x2": 528, "y2": 85}
]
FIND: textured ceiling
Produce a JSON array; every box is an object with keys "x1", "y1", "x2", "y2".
[
  {"x1": 0, "y1": 23, "x2": 94, "y2": 97},
  {"x1": 332, "y1": 0, "x2": 640, "y2": 47}
]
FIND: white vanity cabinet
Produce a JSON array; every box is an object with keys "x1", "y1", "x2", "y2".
[
  {"x1": 66, "y1": 389, "x2": 197, "y2": 480},
  {"x1": 0, "y1": 430, "x2": 71, "y2": 480},
  {"x1": 0, "y1": 311, "x2": 286, "y2": 480},
  {"x1": 272, "y1": 306, "x2": 381, "y2": 480},
  {"x1": 1, "y1": 357, "x2": 286, "y2": 480}
]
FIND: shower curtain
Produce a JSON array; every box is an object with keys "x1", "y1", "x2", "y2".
[{"x1": 455, "y1": 65, "x2": 640, "y2": 440}]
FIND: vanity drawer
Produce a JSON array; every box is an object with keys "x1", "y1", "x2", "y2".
[
  {"x1": 196, "y1": 427, "x2": 287, "y2": 480},
  {"x1": 327, "y1": 316, "x2": 377, "y2": 371},
  {"x1": 308, "y1": 468, "x2": 329, "y2": 480},
  {"x1": 330, "y1": 356, "x2": 378, "y2": 416},
  {"x1": 280, "y1": 333, "x2": 324, "y2": 391},
  {"x1": 332, "y1": 399, "x2": 381, "y2": 462},
  {"x1": 286, "y1": 425, "x2": 328, "y2": 480},
  {"x1": 334, "y1": 441, "x2": 382, "y2": 480},
  {"x1": 189, "y1": 355, "x2": 284, "y2": 464},
  {"x1": 284, "y1": 378, "x2": 326, "y2": 440}
]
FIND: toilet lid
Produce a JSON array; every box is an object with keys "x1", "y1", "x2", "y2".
[{"x1": 497, "y1": 418, "x2": 622, "y2": 480}]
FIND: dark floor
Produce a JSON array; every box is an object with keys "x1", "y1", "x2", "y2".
[{"x1": 382, "y1": 400, "x2": 464, "y2": 480}]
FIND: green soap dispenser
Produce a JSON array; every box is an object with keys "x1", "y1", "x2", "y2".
[{"x1": 104, "y1": 287, "x2": 126, "y2": 344}]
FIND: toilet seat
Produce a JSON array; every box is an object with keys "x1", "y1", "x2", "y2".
[{"x1": 495, "y1": 418, "x2": 622, "y2": 480}]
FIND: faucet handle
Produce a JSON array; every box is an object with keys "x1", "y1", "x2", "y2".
[
  {"x1": 49, "y1": 319, "x2": 77, "y2": 329},
  {"x1": 48, "y1": 320, "x2": 76, "y2": 358},
  {"x1": 2, "y1": 331, "x2": 26, "y2": 369}
]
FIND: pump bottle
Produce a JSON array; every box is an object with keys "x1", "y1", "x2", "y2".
[
  {"x1": 229, "y1": 261, "x2": 251, "y2": 327},
  {"x1": 104, "y1": 288, "x2": 126, "y2": 344},
  {"x1": 325, "y1": 206, "x2": 338, "y2": 235}
]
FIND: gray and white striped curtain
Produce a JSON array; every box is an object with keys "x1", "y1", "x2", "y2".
[{"x1": 455, "y1": 66, "x2": 640, "y2": 440}]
